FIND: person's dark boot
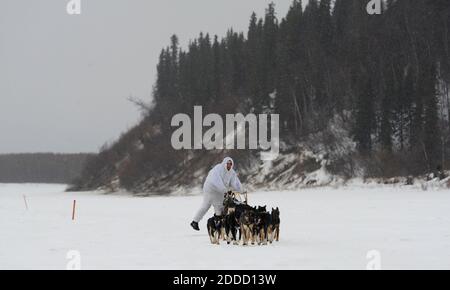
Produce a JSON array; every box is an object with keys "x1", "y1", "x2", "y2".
[{"x1": 190, "y1": 221, "x2": 200, "y2": 231}]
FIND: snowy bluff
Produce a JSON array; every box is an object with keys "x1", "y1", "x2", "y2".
[{"x1": 69, "y1": 1, "x2": 450, "y2": 193}]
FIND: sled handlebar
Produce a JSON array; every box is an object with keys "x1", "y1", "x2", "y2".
[{"x1": 228, "y1": 191, "x2": 248, "y2": 204}]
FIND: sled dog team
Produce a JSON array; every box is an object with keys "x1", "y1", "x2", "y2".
[
  {"x1": 207, "y1": 192, "x2": 280, "y2": 246},
  {"x1": 189, "y1": 157, "x2": 280, "y2": 245}
]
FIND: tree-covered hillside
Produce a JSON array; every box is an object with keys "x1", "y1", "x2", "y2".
[{"x1": 71, "y1": 0, "x2": 450, "y2": 193}]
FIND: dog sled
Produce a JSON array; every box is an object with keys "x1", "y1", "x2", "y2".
[{"x1": 207, "y1": 191, "x2": 280, "y2": 246}]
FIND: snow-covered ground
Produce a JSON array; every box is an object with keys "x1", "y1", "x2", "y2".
[{"x1": 1, "y1": 183, "x2": 450, "y2": 270}]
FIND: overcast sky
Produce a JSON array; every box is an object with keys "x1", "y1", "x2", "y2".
[{"x1": 0, "y1": 0, "x2": 294, "y2": 154}]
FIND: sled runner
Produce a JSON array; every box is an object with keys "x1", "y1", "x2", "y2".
[{"x1": 207, "y1": 191, "x2": 280, "y2": 246}]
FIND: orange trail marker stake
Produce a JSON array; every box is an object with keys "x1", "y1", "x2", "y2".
[
  {"x1": 72, "y1": 200, "x2": 76, "y2": 221},
  {"x1": 23, "y1": 195, "x2": 29, "y2": 210}
]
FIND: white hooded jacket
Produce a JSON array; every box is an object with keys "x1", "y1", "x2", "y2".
[
  {"x1": 203, "y1": 157, "x2": 243, "y2": 198},
  {"x1": 192, "y1": 157, "x2": 243, "y2": 222}
]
